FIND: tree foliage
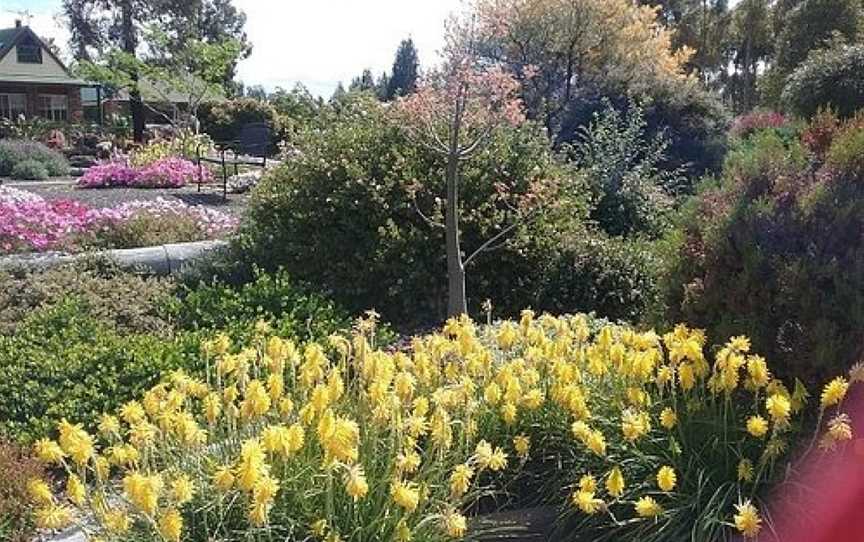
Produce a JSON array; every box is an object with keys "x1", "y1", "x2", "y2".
[{"x1": 385, "y1": 38, "x2": 420, "y2": 100}]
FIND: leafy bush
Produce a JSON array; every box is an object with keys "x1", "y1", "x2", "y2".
[
  {"x1": 558, "y1": 78, "x2": 729, "y2": 179},
  {"x1": 729, "y1": 111, "x2": 789, "y2": 140},
  {"x1": 0, "y1": 299, "x2": 199, "y2": 442},
  {"x1": 0, "y1": 140, "x2": 68, "y2": 177},
  {"x1": 167, "y1": 268, "x2": 352, "y2": 343},
  {"x1": 238, "y1": 96, "x2": 668, "y2": 325},
  {"x1": 198, "y1": 98, "x2": 285, "y2": 151},
  {"x1": 10, "y1": 159, "x2": 48, "y2": 181},
  {"x1": 28, "y1": 314, "x2": 859, "y2": 541},
  {"x1": 566, "y1": 101, "x2": 682, "y2": 237},
  {"x1": 0, "y1": 261, "x2": 173, "y2": 336},
  {"x1": 0, "y1": 439, "x2": 44, "y2": 542},
  {"x1": 662, "y1": 112, "x2": 864, "y2": 383},
  {"x1": 782, "y1": 43, "x2": 864, "y2": 119}
]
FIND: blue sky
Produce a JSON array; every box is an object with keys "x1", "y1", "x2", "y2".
[{"x1": 2, "y1": 0, "x2": 462, "y2": 98}]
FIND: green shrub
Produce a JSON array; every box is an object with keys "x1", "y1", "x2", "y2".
[
  {"x1": 238, "y1": 95, "x2": 607, "y2": 325},
  {"x1": 0, "y1": 140, "x2": 68, "y2": 177},
  {"x1": 167, "y1": 268, "x2": 352, "y2": 343},
  {"x1": 0, "y1": 299, "x2": 199, "y2": 443},
  {"x1": 0, "y1": 261, "x2": 173, "y2": 336},
  {"x1": 567, "y1": 100, "x2": 682, "y2": 237},
  {"x1": 9, "y1": 159, "x2": 48, "y2": 181},
  {"x1": 782, "y1": 43, "x2": 864, "y2": 119},
  {"x1": 662, "y1": 114, "x2": 864, "y2": 383},
  {"x1": 0, "y1": 439, "x2": 44, "y2": 542}
]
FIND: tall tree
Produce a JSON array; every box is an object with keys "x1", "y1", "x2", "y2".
[
  {"x1": 349, "y1": 69, "x2": 376, "y2": 93},
  {"x1": 385, "y1": 38, "x2": 420, "y2": 100},
  {"x1": 473, "y1": 0, "x2": 693, "y2": 131},
  {"x1": 63, "y1": 0, "x2": 249, "y2": 140},
  {"x1": 723, "y1": 0, "x2": 772, "y2": 111}
]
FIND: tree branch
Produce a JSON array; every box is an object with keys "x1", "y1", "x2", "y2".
[
  {"x1": 464, "y1": 211, "x2": 535, "y2": 267},
  {"x1": 411, "y1": 190, "x2": 445, "y2": 229}
]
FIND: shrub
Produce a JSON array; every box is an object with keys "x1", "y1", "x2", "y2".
[
  {"x1": 239, "y1": 96, "x2": 646, "y2": 326},
  {"x1": 77, "y1": 160, "x2": 138, "y2": 188},
  {"x1": 167, "y1": 268, "x2": 351, "y2": 342},
  {"x1": 28, "y1": 314, "x2": 860, "y2": 542},
  {"x1": 0, "y1": 299, "x2": 199, "y2": 443},
  {"x1": 566, "y1": 100, "x2": 682, "y2": 238},
  {"x1": 729, "y1": 111, "x2": 788, "y2": 140},
  {"x1": 10, "y1": 159, "x2": 49, "y2": 181},
  {"x1": 0, "y1": 140, "x2": 68, "y2": 177},
  {"x1": 0, "y1": 261, "x2": 173, "y2": 336},
  {"x1": 0, "y1": 439, "x2": 44, "y2": 542},
  {"x1": 558, "y1": 78, "x2": 729, "y2": 179},
  {"x1": 782, "y1": 43, "x2": 864, "y2": 119},
  {"x1": 662, "y1": 115, "x2": 864, "y2": 383}
]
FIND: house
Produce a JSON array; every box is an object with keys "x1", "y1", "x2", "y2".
[{"x1": 0, "y1": 20, "x2": 89, "y2": 123}]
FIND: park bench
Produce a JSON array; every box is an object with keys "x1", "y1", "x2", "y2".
[{"x1": 196, "y1": 122, "x2": 272, "y2": 199}]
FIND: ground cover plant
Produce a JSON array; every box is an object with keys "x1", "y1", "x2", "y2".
[
  {"x1": 0, "y1": 140, "x2": 69, "y2": 179},
  {"x1": 78, "y1": 157, "x2": 211, "y2": 188},
  {"x1": 0, "y1": 187, "x2": 236, "y2": 255},
  {"x1": 26, "y1": 312, "x2": 859, "y2": 541}
]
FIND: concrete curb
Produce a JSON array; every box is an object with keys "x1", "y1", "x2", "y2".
[{"x1": 0, "y1": 239, "x2": 228, "y2": 275}]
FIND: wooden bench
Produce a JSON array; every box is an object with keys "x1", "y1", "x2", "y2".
[{"x1": 196, "y1": 122, "x2": 272, "y2": 199}]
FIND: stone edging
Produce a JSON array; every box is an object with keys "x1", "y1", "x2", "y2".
[{"x1": 0, "y1": 239, "x2": 228, "y2": 275}]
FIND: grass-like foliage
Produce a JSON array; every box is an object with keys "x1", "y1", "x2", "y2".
[{"x1": 27, "y1": 312, "x2": 857, "y2": 541}]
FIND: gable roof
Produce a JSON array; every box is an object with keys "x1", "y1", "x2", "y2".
[{"x1": 0, "y1": 25, "x2": 89, "y2": 85}]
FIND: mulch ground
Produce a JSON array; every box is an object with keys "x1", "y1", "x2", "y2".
[{"x1": 2, "y1": 177, "x2": 250, "y2": 215}]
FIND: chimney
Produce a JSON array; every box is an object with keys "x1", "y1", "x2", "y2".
[{"x1": 14, "y1": 19, "x2": 21, "y2": 28}]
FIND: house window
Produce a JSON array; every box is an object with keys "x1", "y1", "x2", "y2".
[
  {"x1": 0, "y1": 93, "x2": 26, "y2": 120},
  {"x1": 16, "y1": 43, "x2": 42, "y2": 64},
  {"x1": 38, "y1": 95, "x2": 68, "y2": 121}
]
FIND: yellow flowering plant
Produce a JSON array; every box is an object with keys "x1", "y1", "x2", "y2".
[{"x1": 26, "y1": 312, "x2": 858, "y2": 542}]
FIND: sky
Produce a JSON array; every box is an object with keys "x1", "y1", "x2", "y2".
[{"x1": 1, "y1": 0, "x2": 464, "y2": 98}]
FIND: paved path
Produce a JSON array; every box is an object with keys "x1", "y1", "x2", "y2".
[{"x1": 2, "y1": 178, "x2": 249, "y2": 215}]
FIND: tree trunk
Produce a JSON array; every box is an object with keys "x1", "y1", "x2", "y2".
[
  {"x1": 445, "y1": 150, "x2": 467, "y2": 317},
  {"x1": 120, "y1": 1, "x2": 145, "y2": 143}
]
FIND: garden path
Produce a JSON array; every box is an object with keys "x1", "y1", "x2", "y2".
[{"x1": 2, "y1": 179, "x2": 250, "y2": 215}]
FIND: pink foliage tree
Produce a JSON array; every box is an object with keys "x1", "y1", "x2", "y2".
[{"x1": 394, "y1": 17, "x2": 541, "y2": 316}]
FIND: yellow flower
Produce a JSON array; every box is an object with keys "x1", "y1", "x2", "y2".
[
  {"x1": 660, "y1": 407, "x2": 677, "y2": 430},
  {"x1": 97, "y1": 414, "x2": 121, "y2": 436},
  {"x1": 737, "y1": 459, "x2": 754, "y2": 482},
  {"x1": 450, "y1": 463, "x2": 474, "y2": 498},
  {"x1": 634, "y1": 496, "x2": 663, "y2": 517},
  {"x1": 443, "y1": 509, "x2": 468, "y2": 538},
  {"x1": 820, "y1": 377, "x2": 849, "y2": 409},
  {"x1": 345, "y1": 465, "x2": 369, "y2": 501},
  {"x1": 94, "y1": 456, "x2": 110, "y2": 481},
  {"x1": 33, "y1": 438, "x2": 65, "y2": 464},
  {"x1": 57, "y1": 419, "x2": 95, "y2": 466},
  {"x1": 395, "y1": 518, "x2": 412, "y2": 542},
  {"x1": 501, "y1": 402, "x2": 518, "y2": 425},
  {"x1": 678, "y1": 363, "x2": 696, "y2": 391},
  {"x1": 34, "y1": 504, "x2": 74, "y2": 530},
  {"x1": 252, "y1": 473, "x2": 279, "y2": 505},
  {"x1": 66, "y1": 474, "x2": 86, "y2": 506},
  {"x1": 171, "y1": 475, "x2": 195, "y2": 505},
  {"x1": 28, "y1": 478, "x2": 54, "y2": 505},
  {"x1": 746, "y1": 415, "x2": 769, "y2": 438},
  {"x1": 733, "y1": 500, "x2": 762, "y2": 538},
  {"x1": 390, "y1": 479, "x2": 420, "y2": 512},
  {"x1": 513, "y1": 434, "x2": 530, "y2": 458},
  {"x1": 119, "y1": 401, "x2": 146, "y2": 424},
  {"x1": 746, "y1": 356, "x2": 770, "y2": 388},
  {"x1": 101, "y1": 509, "x2": 131, "y2": 533},
  {"x1": 489, "y1": 447, "x2": 508, "y2": 471},
  {"x1": 214, "y1": 465, "x2": 235, "y2": 491},
  {"x1": 656, "y1": 466, "x2": 676, "y2": 492},
  {"x1": 579, "y1": 474, "x2": 597, "y2": 493},
  {"x1": 311, "y1": 518, "x2": 328, "y2": 537},
  {"x1": 474, "y1": 440, "x2": 494, "y2": 469},
  {"x1": 158, "y1": 508, "x2": 183, "y2": 542},
  {"x1": 203, "y1": 392, "x2": 222, "y2": 424},
  {"x1": 397, "y1": 450, "x2": 422, "y2": 474},
  {"x1": 621, "y1": 410, "x2": 651, "y2": 442},
  {"x1": 765, "y1": 394, "x2": 791, "y2": 424},
  {"x1": 606, "y1": 467, "x2": 625, "y2": 498},
  {"x1": 828, "y1": 413, "x2": 853, "y2": 442},
  {"x1": 241, "y1": 380, "x2": 272, "y2": 419},
  {"x1": 123, "y1": 472, "x2": 162, "y2": 515},
  {"x1": 585, "y1": 430, "x2": 607, "y2": 456},
  {"x1": 571, "y1": 490, "x2": 603, "y2": 514},
  {"x1": 317, "y1": 409, "x2": 360, "y2": 464},
  {"x1": 237, "y1": 438, "x2": 268, "y2": 491}
]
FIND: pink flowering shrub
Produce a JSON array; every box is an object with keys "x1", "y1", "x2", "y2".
[
  {"x1": 729, "y1": 111, "x2": 789, "y2": 140},
  {"x1": 131, "y1": 157, "x2": 210, "y2": 188},
  {"x1": 0, "y1": 189, "x2": 237, "y2": 255},
  {"x1": 77, "y1": 161, "x2": 138, "y2": 188},
  {"x1": 77, "y1": 157, "x2": 211, "y2": 189}
]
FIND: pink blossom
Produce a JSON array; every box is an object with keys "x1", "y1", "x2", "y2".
[{"x1": 78, "y1": 157, "x2": 212, "y2": 189}]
